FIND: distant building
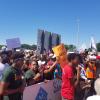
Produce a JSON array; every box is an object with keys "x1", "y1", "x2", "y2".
[{"x1": 37, "y1": 29, "x2": 61, "y2": 54}]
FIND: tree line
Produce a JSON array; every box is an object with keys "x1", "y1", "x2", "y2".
[{"x1": 0, "y1": 43, "x2": 100, "y2": 52}]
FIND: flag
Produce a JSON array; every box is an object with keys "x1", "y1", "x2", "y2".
[{"x1": 90, "y1": 37, "x2": 97, "y2": 52}]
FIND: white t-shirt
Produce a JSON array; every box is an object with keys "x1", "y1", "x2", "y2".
[
  {"x1": 0, "y1": 62, "x2": 9, "y2": 80},
  {"x1": 87, "y1": 95, "x2": 100, "y2": 100}
]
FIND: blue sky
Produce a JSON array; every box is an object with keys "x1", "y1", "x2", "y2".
[{"x1": 0, "y1": 0, "x2": 100, "y2": 47}]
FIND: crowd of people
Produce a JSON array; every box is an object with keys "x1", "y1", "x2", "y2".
[
  {"x1": 0, "y1": 48, "x2": 100, "y2": 100},
  {"x1": 61, "y1": 51, "x2": 100, "y2": 100},
  {"x1": 0, "y1": 49, "x2": 62, "y2": 100}
]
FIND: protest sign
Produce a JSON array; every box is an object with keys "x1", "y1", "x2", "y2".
[
  {"x1": 6, "y1": 38, "x2": 21, "y2": 50},
  {"x1": 52, "y1": 44, "x2": 67, "y2": 68},
  {"x1": 23, "y1": 79, "x2": 61, "y2": 100}
]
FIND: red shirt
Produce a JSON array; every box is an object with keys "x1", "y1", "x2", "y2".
[
  {"x1": 96, "y1": 56, "x2": 100, "y2": 59},
  {"x1": 61, "y1": 64, "x2": 74, "y2": 100}
]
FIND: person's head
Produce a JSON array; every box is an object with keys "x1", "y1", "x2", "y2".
[
  {"x1": 29, "y1": 51, "x2": 34, "y2": 56},
  {"x1": 31, "y1": 60, "x2": 38, "y2": 72},
  {"x1": 94, "y1": 78, "x2": 100, "y2": 95},
  {"x1": 41, "y1": 54, "x2": 47, "y2": 61},
  {"x1": 77, "y1": 54, "x2": 83, "y2": 64},
  {"x1": 2, "y1": 57, "x2": 10, "y2": 64},
  {"x1": 14, "y1": 58, "x2": 24, "y2": 69},
  {"x1": 24, "y1": 59, "x2": 30, "y2": 66},
  {"x1": 31, "y1": 55, "x2": 37, "y2": 61},
  {"x1": 8, "y1": 50, "x2": 13, "y2": 57},
  {"x1": 88, "y1": 57, "x2": 96, "y2": 67},
  {"x1": 67, "y1": 53, "x2": 79, "y2": 66}
]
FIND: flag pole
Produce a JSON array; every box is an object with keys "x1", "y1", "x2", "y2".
[{"x1": 77, "y1": 19, "x2": 80, "y2": 48}]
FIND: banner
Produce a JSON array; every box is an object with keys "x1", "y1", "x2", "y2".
[
  {"x1": 52, "y1": 44, "x2": 67, "y2": 68},
  {"x1": 23, "y1": 79, "x2": 61, "y2": 100},
  {"x1": 6, "y1": 38, "x2": 21, "y2": 50},
  {"x1": 90, "y1": 37, "x2": 97, "y2": 52}
]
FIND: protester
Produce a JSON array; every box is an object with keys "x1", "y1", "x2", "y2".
[
  {"x1": 0, "y1": 57, "x2": 10, "y2": 80},
  {"x1": 74, "y1": 54, "x2": 87, "y2": 100},
  {"x1": 54, "y1": 63, "x2": 62, "y2": 80},
  {"x1": 0, "y1": 57, "x2": 25, "y2": 100},
  {"x1": 0, "y1": 47, "x2": 100, "y2": 100},
  {"x1": 61, "y1": 53, "x2": 81, "y2": 100},
  {"x1": 43, "y1": 60, "x2": 57, "y2": 80},
  {"x1": 22, "y1": 59, "x2": 30, "y2": 73},
  {"x1": 83, "y1": 59, "x2": 96, "y2": 100},
  {"x1": 25, "y1": 60, "x2": 41, "y2": 86},
  {"x1": 0, "y1": 57, "x2": 6, "y2": 80},
  {"x1": 96, "y1": 60, "x2": 100, "y2": 78},
  {"x1": 87, "y1": 78, "x2": 100, "y2": 100}
]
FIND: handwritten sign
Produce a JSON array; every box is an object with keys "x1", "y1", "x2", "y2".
[{"x1": 52, "y1": 44, "x2": 67, "y2": 68}]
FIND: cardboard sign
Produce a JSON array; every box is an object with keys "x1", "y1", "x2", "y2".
[
  {"x1": 52, "y1": 44, "x2": 67, "y2": 68},
  {"x1": 6, "y1": 38, "x2": 21, "y2": 50}
]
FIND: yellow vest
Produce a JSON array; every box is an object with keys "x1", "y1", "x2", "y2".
[{"x1": 86, "y1": 64, "x2": 96, "y2": 79}]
